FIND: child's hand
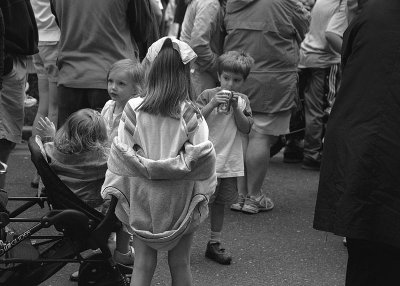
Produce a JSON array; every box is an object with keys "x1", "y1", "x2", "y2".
[
  {"x1": 36, "y1": 117, "x2": 56, "y2": 139},
  {"x1": 212, "y1": 90, "x2": 231, "y2": 108},
  {"x1": 231, "y1": 93, "x2": 240, "y2": 109}
]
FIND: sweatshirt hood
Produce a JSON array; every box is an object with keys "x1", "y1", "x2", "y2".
[{"x1": 226, "y1": 0, "x2": 257, "y2": 13}]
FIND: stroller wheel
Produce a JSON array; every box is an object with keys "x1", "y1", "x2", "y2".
[{"x1": 78, "y1": 253, "x2": 129, "y2": 286}]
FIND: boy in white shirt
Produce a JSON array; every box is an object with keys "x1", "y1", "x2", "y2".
[{"x1": 197, "y1": 51, "x2": 254, "y2": 264}]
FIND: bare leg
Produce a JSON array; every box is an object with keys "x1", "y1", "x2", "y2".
[
  {"x1": 115, "y1": 230, "x2": 130, "y2": 254},
  {"x1": 168, "y1": 233, "x2": 194, "y2": 286},
  {"x1": 32, "y1": 76, "x2": 49, "y2": 138},
  {"x1": 47, "y1": 81, "x2": 58, "y2": 129},
  {"x1": 0, "y1": 139, "x2": 16, "y2": 190},
  {"x1": 130, "y1": 237, "x2": 157, "y2": 286},
  {"x1": 245, "y1": 130, "x2": 277, "y2": 197},
  {"x1": 237, "y1": 134, "x2": 249, "y2": 197}
]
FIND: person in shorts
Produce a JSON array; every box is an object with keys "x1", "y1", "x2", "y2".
[
  {"x1": 0, "y1": 0, "x2": 38, "y2": 194},
  {"x1": 223, "y1": 0, "x2": 310, "y2": 214}
]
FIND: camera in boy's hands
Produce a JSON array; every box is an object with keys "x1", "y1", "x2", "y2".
[{"x1": 217, "y1": 90, "x2": 233, "y2": 114}]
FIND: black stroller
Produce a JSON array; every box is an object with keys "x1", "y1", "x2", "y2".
[{"x1": 0, "y1": 136, "x2": 132, "y2": 285}]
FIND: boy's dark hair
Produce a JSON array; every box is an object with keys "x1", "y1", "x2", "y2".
[{"x1": 217, "y1": 51, "x2": 255, "y2": 80}]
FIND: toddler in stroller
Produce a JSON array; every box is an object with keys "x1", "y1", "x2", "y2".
[{"x1": 0, "y1": 114, "x2": 133, "y2": 285}]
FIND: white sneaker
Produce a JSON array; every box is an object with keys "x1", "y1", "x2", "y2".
[{"x1": 242, "y1": 194, "x2": 274, "y2": 214}]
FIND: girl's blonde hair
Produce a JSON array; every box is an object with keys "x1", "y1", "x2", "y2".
[
  {"x1": 138, "y1": 38, "x2": 195, "y2": 118},
  {"x1": 54, "y1": 109, "x2": 109, "y2": 154},
  {"x1": 107, "y1": 59, "x2": 145, "y2": 95}
]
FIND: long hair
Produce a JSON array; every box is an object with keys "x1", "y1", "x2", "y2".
[
  {"x1": 138, "y1": 38, "x2": 194, "y2": 118},
  {"x1": 54, "y1": 109, "x2": 109, "y2": 154}
]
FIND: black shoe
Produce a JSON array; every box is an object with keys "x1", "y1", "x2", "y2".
[
  {"x1": 301, "y1": 158, "x2": 321, "y2": 171},
  {"x1": 205, "y1": 241, "x2": 232, "y2": 265}
]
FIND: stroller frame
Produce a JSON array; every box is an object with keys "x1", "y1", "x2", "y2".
[{"x1": 0, "y1": 136, "x2": 131, "y2": 286}]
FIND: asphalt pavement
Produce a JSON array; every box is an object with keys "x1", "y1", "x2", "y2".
[{"x1": 4, "y1": 141, "x2": 347, "y2": 286}]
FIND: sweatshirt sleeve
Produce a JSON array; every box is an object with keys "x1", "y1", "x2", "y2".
[
  {"x1": 188, "y1": 1, "x2": 220, "y2": 74},
  {"x1": 287, "y1": 0, "x2": 311, "y2": 44}
]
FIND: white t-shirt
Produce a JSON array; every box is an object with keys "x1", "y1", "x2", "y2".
[
  {"x1": 299, "y1": 0, "x2": 348, "y2": 68},
  {"x1": 197, "y1": 87, "x2": 251, "y2": 178}
]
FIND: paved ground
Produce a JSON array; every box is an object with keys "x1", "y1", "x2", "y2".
[{"x1": 3, "y1": 142, "x2": 347, "y2": 286}]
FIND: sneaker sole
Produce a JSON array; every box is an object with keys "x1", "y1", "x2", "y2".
[
  {"x1": 241, "y1": 205, "x2": 274, "y2": 214},
  {"x1": 230, "y1": 205, "x2": 243, "y2": 212}
]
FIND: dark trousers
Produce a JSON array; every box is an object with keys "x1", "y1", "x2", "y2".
[
  {"x1": 57, "y1": 86, "x2": 109, "y2": 127},
  {"x1": 346, "y1": 238, "x2": 400, "y2": 286}
]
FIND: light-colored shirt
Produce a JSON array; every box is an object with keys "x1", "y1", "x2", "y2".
[
  {"x1": 180, "y1": 0, "x2": 223, "y2": 75},
  {"x1": 299, "y1": 0, "x2": 348, "y2": 68},
  {"x1": 51, "y1": 0, "x2": 138, "y2": 89},
  {"x1": 31, "y1": 0, "x2": 60, "y2": 41},
  {"x1": 197, "y1": 87, "x2": 251, "y2": 178}
]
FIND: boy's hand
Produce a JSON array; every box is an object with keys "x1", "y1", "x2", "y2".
[
  {"x1": 231, "y1": 93, "x2": 240, "y2": 109},
  {"x1": 36, "y1": 117, "x2": 56, "y2": 139},
  {"x1": 211, "y1": 90, "x2": 231, "y2": 108}
]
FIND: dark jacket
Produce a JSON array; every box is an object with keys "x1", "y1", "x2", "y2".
[
  {"x1": 313, "y1": 0, "x2": 400, "y2": 249},
  {"x1": 0, "y1": 0, "x2": 38, "y2": 56},
  {"x1": 224, "y1": 0, "x2": 309, "y2": 113}
]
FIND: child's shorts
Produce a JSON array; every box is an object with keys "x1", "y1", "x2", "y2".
[{"x1": 209, "y1": 177, "x2": 238, "y2": 205}]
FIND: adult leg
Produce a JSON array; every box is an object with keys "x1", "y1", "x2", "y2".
[
  {"x1": 245, "y1": 130, "x2": 277, "y2": 198},
  {"x1": 47, "y1": 81, "x2": 59, "y2": 128},
  {"x1": 168, "y1": 233, "x2": 194, "y2": 286},
  {"x1": 0, "y1": 140, "x2": 16, "y2": 190},
  {"x1": 302, "y1": 68, "x2": 327, "y2": 169},
  {"x1": 130, "y1": 237, "x2": 157, "y2": 286},
  {"x1": 32, "y1": 75, "x2": 50, "y2": 138},
  {"x1": 0, "y1": 56, "x2": 27, "y2": 189},
  {"x1": 241, "y1": 130, "x2": 277, "y2": 214},
  {"x1": 237, "y1": 134, "x2": 249, "y2": 197},
  {"x1": 232, "y1": 134, "x2": 249, "y2": 211}
]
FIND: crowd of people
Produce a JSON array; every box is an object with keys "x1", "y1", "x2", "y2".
[{"x1": 1, "y1": 0, "x2": 400, "y2": 285}]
